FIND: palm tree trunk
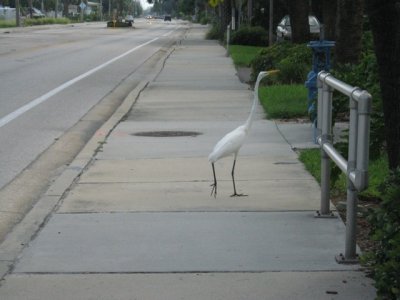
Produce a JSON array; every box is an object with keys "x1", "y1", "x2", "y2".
[
  {"x1": 322, "y1": 0, "x2": 337, "y2": 40},
  {"x1": 288, "y1": 0, "x2": 310, "y2": 43},
  {"x1": 366, "y1": 0, "x2": 400, "y2": 170},
  {"x1": 335, "y1": 0, "x2": 363, "y2": 64}
]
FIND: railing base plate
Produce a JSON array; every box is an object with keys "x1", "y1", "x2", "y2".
[
  {"x1": 314, "y1": 210, "x2": 337, "y2": 218},
  {"x1": 335, "y1": 253, "x2": 359, "y2": 264}
]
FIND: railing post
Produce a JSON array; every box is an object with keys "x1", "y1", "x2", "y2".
[
  {"x1": 226, "y1": 23, "x2": 231, "y2": 57},
  {"x1": 356, "y1": 91, "x2": 372, "y2": 190},
  {"x1": 316, "y1": 78, "x2": 335, "y2": 217},
  {"x1": 316, "y1": 71, "x2": 371, "y2": 264},
  {"x1": 336, "y1": 90, "x2": 372, "y2": 264}
]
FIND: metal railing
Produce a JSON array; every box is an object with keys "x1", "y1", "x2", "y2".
[{"x1": 316, "y1": 71, "x2": 372, "y2": 263}]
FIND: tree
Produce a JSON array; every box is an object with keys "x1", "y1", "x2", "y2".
[
  {"x1": 287, "y1": 0, "x2": 309, "y2": 43},
  {"x1": 335, "y1": 0, "x2": 364, "y2": 64},
  {"x1": 209, "y1": 0, "x2": 231, "y2": 39},
  {"x1": 321, "y1": 0, "x2": 337, "y2": 40},
  {"x1": 366, "y1": 0, "x2": 400, "y2": 170}
]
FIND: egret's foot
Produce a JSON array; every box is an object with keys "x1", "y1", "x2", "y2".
[
  {"x1": 210, "y1": 183, "x2": 217, "y2": 198},
  {"x1": 230, "y1": 193, "x2": 248, "y2": 197}
]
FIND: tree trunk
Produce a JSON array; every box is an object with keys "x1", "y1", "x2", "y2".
[
  {"x1": 63, "y1": 0, "x2": 70, "y2": 17},
  {"x1": 219, "y1": 0, "x2": 231, "y2": 38},
  {"x1": 28, "y1": 0, "x2": 33, "y2": 18},
  {"x1": 288, "y1": 0, "x2": 309, "y2": 43},
  {"x1": 335, "y1": 0, "x2": 363, "y2": 64},
  {"x1": 247, "y1": 0, "x2": 252, "y2": 25},
  {"x1": 322, "y1": 0, "x2": 337, "y2": 40},
  {"x1": 366, "y1": 0, "x2": 400, "y2": 170}
]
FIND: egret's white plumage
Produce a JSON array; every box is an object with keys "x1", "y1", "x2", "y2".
[{"x1": 208, "y1": 71, "x2": 273, "y2": 197}]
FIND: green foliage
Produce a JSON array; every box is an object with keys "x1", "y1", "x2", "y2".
[
  {"x1": 228, "y1": 45, "x2": 265, "y2": 67},
  {"x1": 276, "y1": 45, "x2": 312, "y2": 84},
  {"x1": 363, "y1": 169, "x2": 400, "y2": 299},
  {"x1": 195, "y1": 11, "x2": 210, "y2": 25},
  {"x1": 259, "y1": 84, "x2": 308, "y2": 119},
  {"x1": 0, "y1": 20, "x2": 16, "y2": 28},
  {"x1": 298, "y1": 149, "x2": 321, "y2": 183},
  {"x1": 250, "y1": 41, "x2": 293, "y2": 76},
  {"x1": 332, "y1": 31, "x2": 384, "y2": 160},
  {"x1": 250, "y1": 42, "x2": 312, "y2": 84},
  {"x1": 24, "y1": 17, "x2": 70, "y2": 26},
  {"x1": 299, "y1": 149, "x2": 389, "y2": 197},
  {"x1": 206, "y1": 21, "x2": 220, "y2": 40},
  {"x1": 230, "y1": 26, "x2": 268, "y2": 47}
]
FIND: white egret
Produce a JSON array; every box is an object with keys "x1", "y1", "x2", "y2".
[{"x1": 208, "y1": 70, "x2": 277, "y2": 197}]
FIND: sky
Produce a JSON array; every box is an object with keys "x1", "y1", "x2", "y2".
[{"x1": 140, "y1": 0, "x2": 153, "y2": 10}]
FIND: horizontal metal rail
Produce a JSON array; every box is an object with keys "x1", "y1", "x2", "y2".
[{"x1": 316, "y1": 71, "x2": 372, "y2": 263}]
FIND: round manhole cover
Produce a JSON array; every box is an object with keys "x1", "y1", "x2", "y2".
[{"x1": 132, "y1": 131, "x2": 202, "y2": 137}]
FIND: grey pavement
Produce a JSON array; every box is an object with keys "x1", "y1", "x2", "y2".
[{"x1": 0, "y1": 24, "x2": 375, "y2": 299}]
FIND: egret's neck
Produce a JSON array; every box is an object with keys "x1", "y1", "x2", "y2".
[{"x1": 245, "y1": 79, "x2": 261, "y2": 131}]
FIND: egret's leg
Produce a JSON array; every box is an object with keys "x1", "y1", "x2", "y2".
[
  {"x1": 210, "y1": 163, "x2": 217, "y2": 198},
  {"x1": 230, "y1": 159, "x2": 247, "y2": 197}
]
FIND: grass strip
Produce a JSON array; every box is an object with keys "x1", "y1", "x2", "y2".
[
  {"x1": 259, "y1": 84, "x2": 308, "y2": 119},
  {"x1": 229, "y1": 45, "x2": 265, "y2": 67}
]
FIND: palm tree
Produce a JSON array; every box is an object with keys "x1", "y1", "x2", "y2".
[
  {"x1": 366, "y1": 0, "x2": 400, "y2": 170},
  {"x1": 335, "y1": 0, "x2": 364, "y2": 64},
  {"x1": 288, "y1": 0, "x2": 309, "y2": 43}
]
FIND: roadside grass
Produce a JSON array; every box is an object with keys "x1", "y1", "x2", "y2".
[
  {"x1": 24, "y1": 17, "x2": 70, "y2": 26},
  {"x1": 299, "y1": 148, "x2": 388, "y2": 199},
  {"x1": 0, "y1": 18, "x2": 71, "y2": 28},
  {"x1": 259, "y1": 81, "x2": 388, "y2": 200},
  {"x1": 0, "y1": 20, "x2": 16, "y2": 28},
  {"x1": 259, "y1": 84, "x2": 308, "y2": 119},
  {"x1": 228, "y1": 45, "x2": 264, "y2": 67}
]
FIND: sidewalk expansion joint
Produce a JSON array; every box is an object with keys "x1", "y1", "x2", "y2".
[
  {"x1": 54, "y1": 210, "x2": 326, "y2": 215},
  {"x1": 13, "y1": 269, "x2": 366, "y2": 275}
]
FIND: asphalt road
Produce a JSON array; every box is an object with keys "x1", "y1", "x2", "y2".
[{"x1": 0, "y1": 19, "x2": 186, "y2": 230}]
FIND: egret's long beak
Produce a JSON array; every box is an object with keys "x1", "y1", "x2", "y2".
[{"x1": 266, "y1": 70, "x2": 280, "y2": 76}]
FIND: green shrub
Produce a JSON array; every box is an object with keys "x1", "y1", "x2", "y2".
[
  {"x1": 230, "y1": 26, "x2": 268, "y2": 47},
  {"x1": 363, "y1": 169, "x2": 400, "y2": 299},
  {"x1": 24, "y1": 17, "x2": 70, "y2": 26},
  {"x1": 276, "y1": 44, "x2": 312, "y2": 84},
  {"x1": 206, "y1": 22, "x2": 221, "y2": 40},
  {"x1": 332, "y1": 32, "x2": 383, "y2": 160},
  {"x1": 0, "y1": 20, "x2": 16, "y2": 28},
  {"x1": 200, "y1": 16, "x2": 209, "y2": 25},
  {"x1": 250, "y1": 42, "x2": 290, "y2": 82},
  {"x1": 251, "y1": 42, "x2": 311, "y2": 84}
]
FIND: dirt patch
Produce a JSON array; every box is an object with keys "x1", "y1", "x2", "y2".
[{"x1": 331, "y1": 195, "x2": 379, "y2": 254}]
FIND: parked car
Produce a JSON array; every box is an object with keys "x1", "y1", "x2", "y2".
[
  {"x1": 276, "y1": 15, "x2": 320, "y2": 41},
  {"x1": 25, "y1": 7, "x2": 45, "y2": 18},
  {"x1": 125, "y1": 15, "x2": 134, "y2": 26},
  {"x1": 164, "y1": 15, "x2": 171, "y2": 21}
]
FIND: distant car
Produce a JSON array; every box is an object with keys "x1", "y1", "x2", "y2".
[
  {"x1": 26, "y1": 7, "x2": 45, "y2": 18},
  {"x1": 146, "y1": 15, "x2": 152, "y2": 19},
  {"x1": 125, "y1": 15, "x2": 134, "y2": 26},
  {"x1": 164, "y1": 15, "x2": 171, "y2": 21},
  {"x1": 276, "y1": 15, "x2": 320, "y2": 41}
]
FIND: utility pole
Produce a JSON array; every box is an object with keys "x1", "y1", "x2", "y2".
[{"x1": 15, "y1": 0, "x2": 20, "y2": 26}]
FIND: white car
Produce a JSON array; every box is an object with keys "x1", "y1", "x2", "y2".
[
  {"x1": 276, "y1": 15, "x2": 321, "y2": 41},
  {"x1": 125, "y1": 15, "x2": 134, "y2": 26}
]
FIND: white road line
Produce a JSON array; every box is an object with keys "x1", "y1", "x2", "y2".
[{"x1": 0, "y1": 36, "x2": 161, "y2": 129}]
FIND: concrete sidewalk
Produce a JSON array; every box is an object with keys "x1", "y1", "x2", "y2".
[{"x1": 0, "y1": 24, "x2": 375, "y2": 299}]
